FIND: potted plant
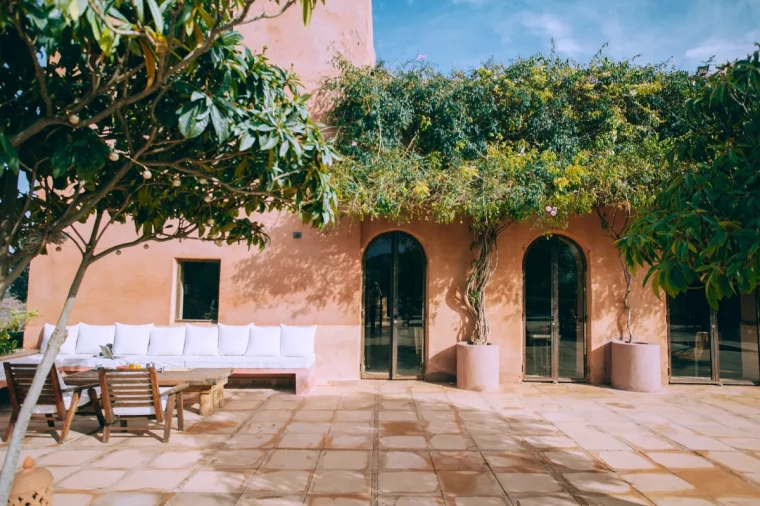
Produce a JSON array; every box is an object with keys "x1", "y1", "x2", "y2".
[
  {"x1": 597, "y1": 207, "x2": 661, "y2": 392},
  {"x1": 457, "y1": 225, "x2": 501, "y2": 391}
]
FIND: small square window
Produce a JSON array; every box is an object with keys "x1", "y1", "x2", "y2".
[{"x1": 177, "y1": 260, "x2": 220, "y2": 321}]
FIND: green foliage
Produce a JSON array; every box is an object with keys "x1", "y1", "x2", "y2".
[
  {"x1": 0, "y1": 0, "x2": 335, "y2": 289},
  {"x1": 619, "y1": 47, "x2": 760, "y2": 308},
  {"x1": 325, "y1": 52, "x2": 698, "y2": 230},
  {"x1": 7, "y1": 267, "x2": 28, "y2": 303},
  {"x1": 0, "y1": 309, "x2": 38, "y2": 355}
]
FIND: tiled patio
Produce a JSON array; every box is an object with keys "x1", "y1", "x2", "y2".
[{"x1": 2, "y1": 381, "x2": 760, "y2": 505}]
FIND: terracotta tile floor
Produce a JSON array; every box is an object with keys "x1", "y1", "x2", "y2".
[{"x1": 2, "y1": 381, "x2": 760, "y2": 505}]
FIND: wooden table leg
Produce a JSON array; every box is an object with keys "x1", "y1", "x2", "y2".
[{"x1": 199, "y1": 387, "x2": 214, "y2": 416}]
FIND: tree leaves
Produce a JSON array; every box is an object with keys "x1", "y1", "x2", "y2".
[
  {"x1": 0, "y1": 132, "x2": 19, "y2": 174},
  {"x1": 621, "y1": 48, "x2": 760, "y2": 307}
]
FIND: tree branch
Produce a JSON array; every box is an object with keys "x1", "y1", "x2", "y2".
[{"x1": 14, "y1": 15, "x2": 52, "y2": 117}]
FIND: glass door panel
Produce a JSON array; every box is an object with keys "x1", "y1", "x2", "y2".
[
  {"x1": 718, "y1": 292, "x2": 760, "y2": 382},
  {"x1": 363, "y1": 232, "x2": 426, "y2": 379},
  {"x1": 557, "y1": 240, "x2": 585, "y2": 379},
  {"x1": 524, "y1": 236, "x2": 586, "y2": 381},
  {"x1": 395, "y1": 234, "x2": 426, "y2": 377},
  {"x1": 668, "y1": 290, "x2": 712, "y2": 379},
  {"x1": 363, "y1": 235, "x2": 392, "y2": 376},
  {"x1": 524, "y1": 239, "x2": 552, "y2": 378}
]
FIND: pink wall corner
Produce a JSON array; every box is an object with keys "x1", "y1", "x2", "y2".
[
  {"x1": 238, "y1": 0, "x2": 375, "y2": 92},
  {"x1": 315, "y1": 325, "x2": 361, "y2": 381}
]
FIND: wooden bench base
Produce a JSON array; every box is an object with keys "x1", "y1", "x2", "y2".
[{"x1": 231, "y1": 364, "x2": 316, "y2": 396}]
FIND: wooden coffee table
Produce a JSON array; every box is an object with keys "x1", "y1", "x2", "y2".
[{"x1": 65, "y1": 368, "x2": 232, "y2": 416}]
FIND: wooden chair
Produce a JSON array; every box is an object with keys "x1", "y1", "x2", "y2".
[
  {"x1": 3, "y1": 362, "x2": 104, "y2": 443},
  {"x1": 97, "y1": 367, "x2": 188, "y2": 443}
]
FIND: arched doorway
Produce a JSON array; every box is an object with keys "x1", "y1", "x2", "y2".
[
  {"x1": 363, "y1": 232, "x2": 426, "y2": 379},
  {"x1": 524, "y1": 235, "x2": 587, "y2": 381}
]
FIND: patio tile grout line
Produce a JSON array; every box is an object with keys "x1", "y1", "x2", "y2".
[
  {"x1": 371, "y1": 382, "x2": 380, "y2": 506},
  {"x1": 482, "y1": 390, "x2": 590, "y2": 506}
]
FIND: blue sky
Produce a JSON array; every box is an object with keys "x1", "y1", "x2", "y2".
[{"x1": 372, "y1": 0, "x2": 760, "y2": 71}]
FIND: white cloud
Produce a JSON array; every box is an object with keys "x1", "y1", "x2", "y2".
[
  {"x1": 684, "y1": 33, "x2": 758, "y2": 64},
  {"x1": 520, "y1": 12, "x2": 583, "y2": 55}
]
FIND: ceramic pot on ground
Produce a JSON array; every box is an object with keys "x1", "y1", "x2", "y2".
[
  {"x1": 456, "y1": 341, "x2": 500, "y2": 392},
  {"x1": 610, "y1": 340, "x2": 661, "y2": 392}
]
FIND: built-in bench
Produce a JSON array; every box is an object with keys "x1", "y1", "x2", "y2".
[{"x1": 6, "y1": 323, "x2": 317, "y2": 395}]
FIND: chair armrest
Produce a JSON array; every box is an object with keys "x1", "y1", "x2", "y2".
[
  {"x1": 61, "y1": 383, "x2": 99, "y2": 394},
  {"x1": 158, "y1": 383, "x2": 190, "y2": 397}
]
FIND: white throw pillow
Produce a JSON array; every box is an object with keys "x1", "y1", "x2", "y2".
[
  {"x1": 246, "y1": 326, "x2": 281, "y2": 357},
  {"x1": 147, "y1": 327, "x2": 186, "y2": 356},
  {"x1": 279, "y1": 325, "x2": 316, "y2": 357},
  {"x1": 217, "y1": 324, "x2": 251, "y2": 356},
  {"x1": 113, "y1": 323, "x2": 154, "y2": 355},
  {"x1": 41, "y1": 323, "x2": 79, "y2": 355},
  {"x1": 184, "y1": 325, "x2": 219, "y2": 356},
  {"x1": 75, "y1": 324, "x2": 116, "y2": 355}
]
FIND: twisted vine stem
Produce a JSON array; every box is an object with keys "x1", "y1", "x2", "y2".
[{"x1": 464, "y1": 225, "x2": 498, "y2": 345}]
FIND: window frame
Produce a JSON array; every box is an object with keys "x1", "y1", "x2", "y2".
[{"x1": 175, "y1": 259, "x2": 221, "y2": 323}]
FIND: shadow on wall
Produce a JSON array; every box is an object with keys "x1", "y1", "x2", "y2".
[{"x1": 230, "y1": 214, "x2": 360, "y2": 321}]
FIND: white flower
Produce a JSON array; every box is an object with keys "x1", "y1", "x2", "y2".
[
  {"x1": 351, "y1": 141, "x2": 358, "y2": 147},
  {"x1": 416, "y1": 54, "x2": 427, "y2": 61}
]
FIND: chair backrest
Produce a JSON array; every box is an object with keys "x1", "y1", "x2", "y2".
[
  {"x1": 3, "y1": 362, "x2": 66, "y2": 418},
  {"x1": 98, "y1": 367, "x2": 163, "y2": 422}
]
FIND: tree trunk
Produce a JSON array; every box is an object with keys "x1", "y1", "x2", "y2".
[
  {"x1": 0, "y1": 249, "x2": 93, "y2": 504},
  {"x1": 464, "y1": 226, "x2": 497, "y2": 345},
  {"x1": 0, "y1": 169, "x2": 20, "y2": 299},
  {"x1": 618, "y1": 249, "x2": 634, "y2": 343}
]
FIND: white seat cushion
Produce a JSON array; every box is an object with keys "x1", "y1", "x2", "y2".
[
  {"x1": 184, "y1": 355, "x2": 315, "y2": 369},
  {"x1": 279, "y1": 324, "x2": 317, "y2": 357},
  {"x1": 41, "y1": 324, "x2": 79, "y2": 355},
  {"x1": 217, "y1": 324, "x2": 251, "y2": 356},
  {"x1": 75, "y1": 324, "x2": 115, "y2": 355},
  {"x1": 113, "y1": 323, "x2": 154, "y2": 355},
  {"x1": 246, "y1": 326, "x2": 280, "y2": 357},
  {"x1": 148, "y1": 327, "x2": 186, "y2": 356},
  {"x1": 112, "y1": 387, "x2": 171, "y2": 416},
  {"x1": 184, "y1": 325, "x2": 218, "y2": 356},
  {"x1": 32, "y1": 387, "x2": 101, "y2": 414}
]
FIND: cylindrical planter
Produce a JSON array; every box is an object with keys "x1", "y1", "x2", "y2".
[
  {"x1": 611, "y1": 340, "x2": 661, "y2": 392},
  {"x1": 456, "y1": 341, "x2": 500, "y2": 392}
]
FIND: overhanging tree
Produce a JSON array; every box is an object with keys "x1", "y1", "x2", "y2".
[
  {"x1": 325, "y1": 52, "x2": 695, "y2": 345},
  {"x1": 619, "y1": 47, "x2": 760, "y2": 308},
  {"x1": 0, "y1": 0, "x2": 333, "y2": 499}
]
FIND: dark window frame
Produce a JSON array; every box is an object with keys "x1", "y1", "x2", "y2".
[{"x1": 176, "y1": 259, "x2": 221, "y2": 322}]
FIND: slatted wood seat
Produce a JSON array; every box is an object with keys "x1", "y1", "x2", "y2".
[
  {"x1": 97, "y1": 367, "x2": 188, "y2": 443},
  {"x1": 3, "y1": 363, "x2": 104, "y2": 443}
]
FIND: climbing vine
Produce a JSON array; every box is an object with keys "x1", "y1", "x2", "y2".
[{"x1": 323, "y1": 51, "x2": 701, "y2": 344}]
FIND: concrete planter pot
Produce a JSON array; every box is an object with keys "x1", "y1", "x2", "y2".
[
  {"x1": 456, "y1": 341, "x2": 500, "y2": 392},
  {"x1": 610, "y1": 340, "x2": 661, "y2": 392}
]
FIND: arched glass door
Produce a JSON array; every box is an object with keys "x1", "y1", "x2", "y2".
[
  {"x1": 524, "y1": 236, "x2": 586, "y2": 381},
  {"x1": 669, "y1": 289, "x2": 760, "y2": 384},
  {"x1": 363, "y1": 232, "x2": 426, "y2": 379}
]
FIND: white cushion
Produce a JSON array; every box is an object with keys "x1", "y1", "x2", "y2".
[
  {"x1": 112, "y1": 386, "x2": 171, "y2": 416},
  {"x1": 184, "y1": 355, "x2": 315, "y2": 369},
  {"x1": 41, "y1": 323, "x2": 79, "y2": 355},
  {"x1": 75, "y1": 324, "x2": 115, "y2": 355},
  {"x1": 32, "y1": 386, "x2": 102, "y2": 415},
  {"x1": 217, "y1": 324, "x2": 251, "y2": 356},
  {"x1": 246, "y1": 326, "x2": 281, "y2": 357},
  {"x1": 113, "y1": 323, "x2": 154, "y2": 355},
  {"x1": 184, "y1": 325, "x2": 219, "y2": 356},
  {"x1": 279, "y1": 324, "x2": 316, "y2": 357},
  {"x1": 148, "y1": 327, "x2": 186, "y2": 356}
]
